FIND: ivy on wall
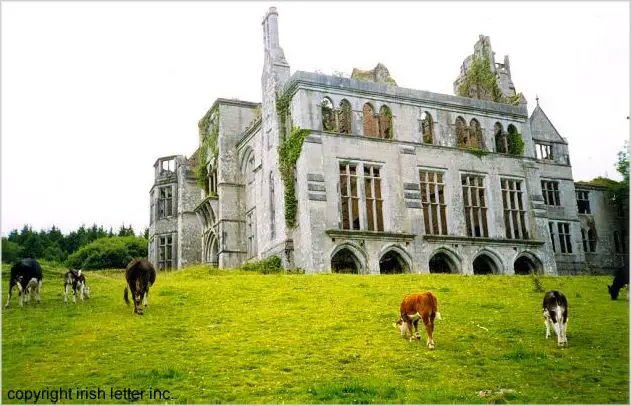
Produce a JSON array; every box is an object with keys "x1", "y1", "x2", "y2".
[
  {"x1": 278, "y1": 126, "x2": 311, "y2": 228},
  {"x1": 457, "y1": 55, "x2": 504, "y2": 102},
  {"x1": 196, "y1": 107, "x2": 220, "y2": 194},
  {"x1": 507, "y1": 131, "x2": 525, "y2": 156},
  {"x1": 276, "y1": 90, "x2": 292, "y2": 140}
]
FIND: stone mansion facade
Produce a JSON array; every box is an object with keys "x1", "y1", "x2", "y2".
[{"x1": 147, "y1": 7, "x2": 628, "y2": 275}]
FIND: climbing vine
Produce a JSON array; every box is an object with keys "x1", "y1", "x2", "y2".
[
  {"x1": 507, "y1": 131, "x2": 525, "y2": 156},
  {"x1": 276, "y1": 90, "x2": 292, "y2": 140},
  {"x1": 278, "y1": 126, "x2": 311, "y2": 228},
  {"x1": 465, "y1": 148, "x2": 490, "y2": 159},
  {"x1": 196, "y1": 107, "x2": 220, "y2": 194},
  {"x1": 457, "y1": 55, "x2": 504, "y2": 103}
]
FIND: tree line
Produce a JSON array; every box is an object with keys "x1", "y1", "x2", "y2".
[{"x1": 2, "y1": 224, "x2": 150, "y2": 268}]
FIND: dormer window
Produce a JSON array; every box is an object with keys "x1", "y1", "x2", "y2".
[{"x1": 536, "y1": 143, "x2": 553, "y2": 160}]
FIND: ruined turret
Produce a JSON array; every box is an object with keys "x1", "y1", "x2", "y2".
[
  {"x1": 351, "y1": 63, "x2": 398, "y2": 87},
  {"x1": 454, "y1": 35, "x2": 521, "y2": 105}
]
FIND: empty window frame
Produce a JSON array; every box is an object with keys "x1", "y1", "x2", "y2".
[
  {"x1": 338, "y1": 99, "x2": 352, "y2": 134},
  {"x1": 501, "y1": 178, "x2": 529, "y2": 239},
  {"x1": 161, "y1": 159, "x2": 175, "y2": 173},
  {"x1": 541, "y1": 181, "x2": 561, "y2": 206},
  {"x1": 246, "y1": 210, "x2": 256, "y2": 258},
  {"x1": 158, "y1": 235, "x2": 173, "y2": 270},
  {"x1": 557, "y1": 222, "x2": 572, "y2": 254},
  {"x1": 158, "y1": 186, "x2": 173, "y2": 219},
  {"x1": 536, "y1": 143, "x2": 554, "y2": 160},
  {"x1": 420, "y1": 170, "x2": 447, "y2": 235},
  {"x1": 339, "y1": 162, "x2": 383, "y2": 231},
  {"x1": 321, "y1": 97, "x2": 336, "y2": 131},
  {"x1": 461, "y1": 174, "x2": 488, "y2": 237},
  {"x1": 270, "y1": 172, "x2": 276, "y2": 239},
  {"x1": 549, "y1": 222, "x2": 556, "y2": 253},
  {"x1": 378, "y1": 105, "x2": 393, "y2": 139},
  {"x1": 576, "y1": 190, "x2": 591, "y2": 214},
  {"x1": 495, "y1": 122, "x2": 508, "y2": 153},
  {"x1": 362, "y1": 103, "x2": 378, "y2": 137},
  {"x1": 582, "y1": 228, "x2": 597, "y2": 253},
  {"x1": 420, "y1": 112, "x2": 434, "y2": 144},
  {"x1": 209, "y1": 168, "x2": 218, "y2": 195}
]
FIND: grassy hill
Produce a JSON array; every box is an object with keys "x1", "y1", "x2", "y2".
[{"x1": 2, "y1": 263, "x2": 629, "y2": 404}]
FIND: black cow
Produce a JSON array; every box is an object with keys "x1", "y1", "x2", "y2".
[
  {"x1": 542, "y1": 290, "x2": 568, "y2": 346},
  {"x1": 608, "y1": 257, "x2": 629, "y2": 300},
  {"x1": 64, "y1": 269, "x2": 90, "y2": 304},
  {"x1": 6, "y1": 258, "x2": 43, "y2": 308},
  {"x1": 124, "y1": 259, "x2": 156, "y2": 315}
]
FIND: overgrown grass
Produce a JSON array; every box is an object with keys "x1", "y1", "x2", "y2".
[{"x1": 2, "y1": 263, "x2": 628, "y2": 404}]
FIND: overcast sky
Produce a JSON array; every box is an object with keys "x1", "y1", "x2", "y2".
[{"x1": 1, "y1": 1, "x2": 629, "y2": 236}]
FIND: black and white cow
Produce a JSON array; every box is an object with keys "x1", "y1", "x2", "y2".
[
  {"x1": 5, "y1": 258, "x2": 43, "y2": 308},
  {"x1": 542, "y1": 290, "x2": 568, "y2": 346},
  {"x1": 123, "y1": 259, "x2": 156, "y2": 315},
  {"x1": 64, "y1": 269, "x2": 90, "y2": 304},
  {"x1": 608, "y1": 259, "x2": 629, "y2": 300}
]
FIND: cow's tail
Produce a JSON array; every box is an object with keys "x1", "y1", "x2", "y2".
[
  {"x1": 433, "y1": 293, "x2": 442, "y2": 321},
  {"x1": 124, "y1": 286, "x2": 130, "y2": 305}
]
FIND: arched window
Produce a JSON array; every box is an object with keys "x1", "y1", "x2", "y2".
[
  {"x1": 455, "y1": 116, "x2": 468, "y2": 148},
  {"x1": 321, "y1": 97, "x2": 336, "y2": 131},
  {"x1": 246, "y1": 154, "x2": 255, "y2": 184},
  {"x1": 421, "y1": 111, "x2": 434, "y2": 144},
  {"x1": 379, "y1": 105, "x2": 393, "y2": 139},
  {"x1": 338, "y1": 99, "x2": 352, "y2": 134},
  {"x1": 495, "y1": 122, "x2": 508, "y2": 153},
  {"x1": 507, "y1": 124, "x2": 523, "y2": 155},
  {"x1": 270, "y1": 172, "x2": 276, "y2": 239},
  {"x1": 469, "y1": 119, "x2": 482, "y2": 149},
  {"x1": 363, "y1": 103, "x2": 378, "y2": 137}
]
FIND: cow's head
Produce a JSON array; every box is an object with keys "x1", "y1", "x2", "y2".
[
  {"x1": 608, "y1": 284, "x2": 620, "y2": 300},
  {"x1": 394, "y1": 318, "x2": 409, "y2": 337}
]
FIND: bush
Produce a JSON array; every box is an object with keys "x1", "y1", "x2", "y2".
[
  {"x1": 66, "y1": 236, "x2": 148, "y2": 270},
  {"x1": 2, "y1": 238, "x2": 23, "y2": 264},
  {"x1": 240, "y1": 256, "x2": 283, "y2": 274}
]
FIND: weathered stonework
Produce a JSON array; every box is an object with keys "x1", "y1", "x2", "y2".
[{"x1": 148, "y1": 7, "x2": 627, "y2": 277}]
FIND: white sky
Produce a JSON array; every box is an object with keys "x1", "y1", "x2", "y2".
[{"x1": 1, "y1": 1, "x2": 629, "y2": 236}]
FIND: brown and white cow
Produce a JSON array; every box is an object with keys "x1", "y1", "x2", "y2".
[
  {"x1": 394, "y1": 291, "x2": 441, "y2": 349},
  {"x1": 542, "y1": 290, "x2": 568, "y2": 346},
  {"x1": 64, "y1": 269, "x2": 90, "y2": 304},
  {"x1": 124, "y1": 259, "x2": 156, "y2": 315}
]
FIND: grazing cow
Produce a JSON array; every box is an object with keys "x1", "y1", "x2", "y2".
[
  {"x1": 542, "y1": 290, "x2": 568, "y2": 346},
  {"x1": 64, "y1": 269, "x2": 90, "y2": 304},
  {"x1": 5, "y1": 258, "x2": 43, "y2": 308},
  {"x1": 124, "y1": 259, "x2": 156, "y2": 315},
  {"x1": 608, "y1": 260, "x2": 629, "y2": 300},
  {"x1": 394, "y1": 291, "x2": 441, "y2": 349}
]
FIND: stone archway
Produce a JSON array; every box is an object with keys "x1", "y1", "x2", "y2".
[
  {"x1": 379, "y1": 250, "x2": 410, "y2": 274},
  {"x1": 473, "y1": 253, "x2": 500, "y2": 275},
  {"x1": 514, "y1": 253, "x2": 543, "y2": 275},
  {"x1": 429, "y1": 252, "x2": 455, "y2": 274},
  {"x1": 331, "y1": 248, "x2": 361, "y2": 274}
]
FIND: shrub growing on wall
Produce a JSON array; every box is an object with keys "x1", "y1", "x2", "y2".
[{"x1": 66, "y1": 236, "x2": 148, "y2": 270}]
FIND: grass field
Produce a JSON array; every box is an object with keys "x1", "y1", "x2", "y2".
[{"x1": 2, "y1": 263, "x2": 629, "y2": 404}]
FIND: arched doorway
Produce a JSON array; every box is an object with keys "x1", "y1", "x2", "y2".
[
  {"x1": 473, "y1": 253, "x2": 499, "y2": 275},
  {"x1": 514, "y1": 254, "x2": 542, "y2": 275},
  {"x1": 379, "y1": 250, "x2": 410, "y2": 274},
  {"x1": 331, "y1": 248, "x2": 361, "y2": 274},
  {"x1": 429, "y1": 252, "x2": 455, "y2": 274}
]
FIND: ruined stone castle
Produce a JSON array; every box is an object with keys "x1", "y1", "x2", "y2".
[{"x1": 148, "y1": 7, "x2": 627, "y2": 275}]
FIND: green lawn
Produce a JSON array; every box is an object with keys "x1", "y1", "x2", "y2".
[{"x1": 2, "y1": 263, "x2": 629, "y2": 404}]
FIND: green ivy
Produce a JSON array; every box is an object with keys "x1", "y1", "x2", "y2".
[
  {"x1": 507, "y1": 131, "x2": 524, "y2": 156},
  {"x1": 457, "y1": 55, "x2": 503, "y2": 102},
  {"x1": 278, "y1": 126, "x2": 311, "y2": 228},
  {"x1": 197, "y1": 107, "x2": 220, "y2": 194},
  {"x1": 276, "y1": 91, "x2": 292, "y2": 140},
  {"x1": 465, "y1": 148, "x2": 490, "y2": 159}
]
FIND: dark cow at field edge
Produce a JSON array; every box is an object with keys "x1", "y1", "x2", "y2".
[
  {"x1": 64, "y1": 269, "x2": 90, "y2": 304},
  {"x1": 608, "y1": 257, "x2": 629, "y2": 300},
  {"x1": 542, "y1": 290, "x2": 568, "y2": 346},
  {"x1": 5, "y1": 258, "x2": 43, "y2": 308},
  {"x1": 124, "y1": 259, "x2": 156, "y2": 315},
  {"x1": 394, "y1": 291, "x2": 441, "y2": 349}
]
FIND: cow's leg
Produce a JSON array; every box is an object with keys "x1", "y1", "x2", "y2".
[
  {"x1": 552, "y1": 321, "x2": 562, "y2": 345},
  {"x1": 543, "y1": 311, "x2": 551, "y2": 338},
  {"x1": 561, "y1": 318, "x2": 568, "y2": 345},
  {"x1": 413, "y1": 319, "x2": 421, "y2": 340},
  {"x1": 5, "y1": 283, "x2": 14, "y2": 308},
  {"x1": 17, "y1": 284, "x2": 24, "y2": 307},
  {"x1": 35, "y1": 280, "x2": 41, "y2": 304},
  {"x1": 64, "y1": 283, "x2": 69, "y2": 303},
  {"x1": 422, "y1": 313, "x2": 435, "y2": 350},
  {"x1": 72, "y1": 287, "x2": 77, "y2": 304},
  {"x1": 144, "y1": 289, "x2": 149, "y2": 306},
  {"x1": 78, "y1": 284, "x2": 84, "y2": 302}
]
